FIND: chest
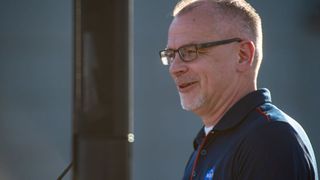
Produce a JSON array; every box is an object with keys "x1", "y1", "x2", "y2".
[{"x1": 184, "y1": 132, "x2": 245, "y2": 180}]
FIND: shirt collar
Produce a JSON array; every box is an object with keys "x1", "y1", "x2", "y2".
[
  {"x1": 193, "y1": 88, "x2": 272, "y2": 149},
  {"x1": 213, "y1": 88, "x2": 272, "y2": 132}
]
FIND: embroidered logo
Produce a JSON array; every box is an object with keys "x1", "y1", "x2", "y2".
[{"x1": 204, "y1": 167, "x2": 215, "y2": 180}]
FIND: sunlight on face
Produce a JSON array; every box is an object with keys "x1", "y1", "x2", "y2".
[
  {"x1": 168, "y1": 4, "x2": 240, "y2": 117},
  {"x1": 179, "y1": 91, "x2": 205, "y2": 111}
]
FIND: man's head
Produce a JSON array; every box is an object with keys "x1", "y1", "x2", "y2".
[{"x1": 162, "y1": 0, "x2": 263, "y2": 120}]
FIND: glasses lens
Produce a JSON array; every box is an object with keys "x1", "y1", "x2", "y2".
[
  {"x1": 161, "y1": 56, "x2": 169, "y2": 65},
  {"x1": 179, "y1": 45, "x2": 197, "y2": 61},
  {"x1": 160, "y1": 50, "x2": 174, "y2": 65}
]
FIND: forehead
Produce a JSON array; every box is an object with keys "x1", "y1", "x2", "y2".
[{"x1": 168, "y1": 5, "x2": 223, "y2": 47}]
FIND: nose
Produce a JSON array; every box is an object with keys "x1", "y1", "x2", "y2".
[{"x1": 169, "y1": 54, "x2": 188, "y2": 77}]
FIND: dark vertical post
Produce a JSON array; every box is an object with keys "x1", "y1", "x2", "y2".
[{"x1": 73, "y1": 0, "x2": 133, "y2": 179}]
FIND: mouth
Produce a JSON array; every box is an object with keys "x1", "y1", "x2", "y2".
[{"x1": 178, "y1": 81, "x2": 197, "y2": 92}]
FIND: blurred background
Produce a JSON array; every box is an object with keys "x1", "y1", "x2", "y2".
[{"x1": 0, "y1": 0, "x2": 319, "y2": 179}]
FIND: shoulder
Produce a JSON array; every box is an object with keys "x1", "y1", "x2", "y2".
[
  {"x1": 253, "y1": 103, "x2": 316, "y2": 160},
  {"x1": 244, "y1": 103, "x2": 314, "y2": 162},
  {"x1": 233, "y1": 103, "x2": 316, "y2": 179}
]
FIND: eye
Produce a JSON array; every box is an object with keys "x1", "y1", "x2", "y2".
[{"x1": 180, "y1": 45, "x2": 197, "y2": 60}]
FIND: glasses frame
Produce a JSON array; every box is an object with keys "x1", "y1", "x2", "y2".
[{"x1": 159, "y1": 37, "x2": 242, "y2": 66}]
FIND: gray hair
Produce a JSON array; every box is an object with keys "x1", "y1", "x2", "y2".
[{"x1": 173, "y1": 0, "x2": 263, "y2": 66}]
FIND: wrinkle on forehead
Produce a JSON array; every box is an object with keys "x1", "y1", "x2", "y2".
[
  {"x1": 172, "y1": 2, "x2": 234, "y2": 36},
  {"x1": 167, "y1": 5, "x2": 225, "y2": 48},
  {"x1": 167, "y1": 22, "x2": 214, "y2": 49}
]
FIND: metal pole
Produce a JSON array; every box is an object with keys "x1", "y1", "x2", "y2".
[{"x1": 73, "y1": 0, "x2": 133, "y2": 179}]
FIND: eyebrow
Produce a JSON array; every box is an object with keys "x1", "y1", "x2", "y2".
[{"x1": 166, "y1": 41, "x2": 199, "y2": 50}]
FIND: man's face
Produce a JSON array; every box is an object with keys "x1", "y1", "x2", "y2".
[{"x1": 167, "y1": 9, "x2": 240, "y2": 116}]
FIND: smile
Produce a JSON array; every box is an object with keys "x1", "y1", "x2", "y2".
[{"x1": 178, "y1": 81, "x2": 197, "y2": 92}]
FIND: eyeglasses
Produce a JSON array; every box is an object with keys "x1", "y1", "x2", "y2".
[{"x1": 159, "y1": 38, "x2": 242, "y2": 66}]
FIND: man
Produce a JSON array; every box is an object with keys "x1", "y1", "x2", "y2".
[{"x1": 159, "y1": 0, "x2": 318, "y2": 179}]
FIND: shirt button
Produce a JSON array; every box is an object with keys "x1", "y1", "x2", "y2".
[{"x1": 200, "y1": 149, "x2": 207, "y2": 156}]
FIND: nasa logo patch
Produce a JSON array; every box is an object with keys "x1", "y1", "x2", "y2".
[{"x1": 204, "y1": 166, "x2": 215, "y2": 180}]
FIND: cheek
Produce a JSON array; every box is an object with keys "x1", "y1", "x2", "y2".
[
  {"x1": 200, "y1": 69, "x2": 220, "y2": 90},
  {"x1": 200, "y1": 64, "x2": 233, "y2": 91},
  {"x1": 196, "y1": 54, "x2": 235, "y2": 88}
]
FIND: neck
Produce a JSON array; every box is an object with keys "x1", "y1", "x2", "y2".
[{"x1": 197, "y1": 83, "x2": 256, "y2": 127}]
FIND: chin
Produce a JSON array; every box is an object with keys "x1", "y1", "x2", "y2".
[{"x1": 179, "y1": 93, "x2": 205, "y2": 111}]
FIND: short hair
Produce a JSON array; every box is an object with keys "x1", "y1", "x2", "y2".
[{"x1": 173, "y1": 0, "x2": 263, "y2": 66}]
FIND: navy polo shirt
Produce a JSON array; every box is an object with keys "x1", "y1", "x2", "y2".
[{"x1": 182, "y1": 89, "x2": 318, "y2": 180}]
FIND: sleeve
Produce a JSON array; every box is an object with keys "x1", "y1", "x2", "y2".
[{"x1": 233, "y1": 121, "x2": 316, "y2": 180}]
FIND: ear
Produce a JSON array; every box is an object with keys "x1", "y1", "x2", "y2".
[{"x1": 236, "y1": 40, "x2": 255, "y2": 72}]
